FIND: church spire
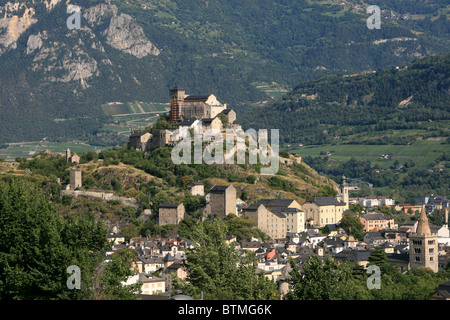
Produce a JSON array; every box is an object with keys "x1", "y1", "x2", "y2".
[{"x1": 416, "y1": 205, "x2": 431, "y2": 235}]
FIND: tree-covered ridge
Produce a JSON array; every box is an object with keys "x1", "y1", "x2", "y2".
[
  {"x1": 238, "y1": 53, "x2": 450, "y2": 145},
  {"x1": 1, "y1": 0, "x2": 450, "y2": 143}
]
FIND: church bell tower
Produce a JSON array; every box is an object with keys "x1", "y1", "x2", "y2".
[{"x1": 409, "y1": 206, "x2": 438, "y2": 272}]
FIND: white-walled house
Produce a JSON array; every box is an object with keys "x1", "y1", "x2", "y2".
[{"x1": 122, "y1": 273, "x2": 166, "y2": 295}]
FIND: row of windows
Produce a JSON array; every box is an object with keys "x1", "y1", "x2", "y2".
[
  {"x1": 320, "y1": 208, "x2": 341, "y2": 213},
  {"x1": 414, "y1": 248, "x2": 435, "y2": 253},
  {"x1": 412, "y1": 240, "x2": 436, "y2": 245},
  {"x1": 415, "y1": 256, "x2": 434, "y2": 262}
]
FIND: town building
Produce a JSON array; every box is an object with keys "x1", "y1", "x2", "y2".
[
  {"x1": 360, "y1": 212, "x2": 396, "y2": 232},
  {"x1": 254, "y1": 199, "x2": 305, "y2": 233},
  {"x1": 302, "y1": 196, "x2": 346, "y2": 228},
  {"x1": 242, "y1": 203, "x2": 287, "y2": 240},
  {"x1": 186, "y1": 181, "x2": 204, "y2": 196}
]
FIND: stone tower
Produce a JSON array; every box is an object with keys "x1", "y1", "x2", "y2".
[
  {"x1": 409, "y1": 206, "x2": 438, "y2": 272},
  {"x1": 66, "y1": 148, "x2": 71, "y2": 162},
  {"x1": 169, "y1": 86, "x2": 185, "y2": 124},
  {"x1": 70, "y1": 167, "x2": 82, "y2": 190},
  {"x1": 338, "y1": 175, "x2": 349, "y2": 210},
  {"x1": 209, "y1": 185, "x2": 236, "y2": 218},
  {"x1": 158, "y1": 203, "x2": 185, "y2": 226}
]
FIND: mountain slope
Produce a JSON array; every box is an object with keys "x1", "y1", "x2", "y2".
[
  {"x1": 238, "y1": 53, "x2": 450, "y2": 145},
  {"x1": 0, "y1": 0, "x2": 450, "y2": 144}
]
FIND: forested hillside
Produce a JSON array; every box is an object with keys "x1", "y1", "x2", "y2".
[
  {"x1": 239, "y1": 53, "x2": 450, "y2": 145},
  {"x1": 0, "y1": 0, "x2": 450, "y2": 143}
]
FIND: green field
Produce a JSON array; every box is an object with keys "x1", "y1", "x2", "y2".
[
  {"x1": 290, "y1": 139, "x2": 450, "y2": 169},
  {"x1": 0, "y1": 141, "x2": 104, "y2": 162},
  {"x1": 0, "y1": 101, "x2": 169, "y2": 161},
  {"x1": 253, "y1": 82, "x2": 290, "y2": 100},
  {"x1": 102, "y1": 101, "x2": 168, "y2": 116}
]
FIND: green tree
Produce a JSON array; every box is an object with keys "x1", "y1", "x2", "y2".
[
  {"x1": 315, "y1": 185, "x2": 338, "y2": 197},
  {"x1": 367, "y1": 246, "x2": 389, "y2": 275},
  {"x1": 285, "y1": 255, "x2": 352, "y2": 300},
  {"x1": 0, "y1": 178, "x2": 136, "y2": 300},
  {"x1": 338, "y1": 212, "x2": 365, "y2": 240},
  {"x1": 172, "y1": 219, "x2": 278, "y2": 300},
  {"x1": 96, "y1": 248, "x2": 141, "y2": 300}
]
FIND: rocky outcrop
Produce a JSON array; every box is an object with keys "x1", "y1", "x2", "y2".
[
  {"x1": 84, "y1": 3, "x2": 160, "y2": 58},
  {"x1": 104, "y1": 13, "x2": 160, "y2": 58},
  {"x1": 0, "y1": 2, "x2": 37, "y2": 54},
  {"x1": 22, "y1": 2, "x2": 160, "y2": 88}
]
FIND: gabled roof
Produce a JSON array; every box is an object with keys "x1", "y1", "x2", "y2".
[
  {"x1": 201, "y1": 117, "x2": 217, "y2": 123},
  {"x1": 210, "y1": 185, "x2": 233, "y2": 193},
  {"x1": 270, "y1": 210, "x2": 287, "y2": 219},
  {"x1": 308, "y1": 197, "x2": 346, "y2": 206},
  {"x1": 179, "y1": 119, "x2": 196, "y2": 126},
  {"x1": 257, "y1": 199, "x2": 297, "y2": 208},
  {"x1": 130, "y1": 131, "x2": 149, "y2": 138},
  {"x1": 220, "y1": 109, "x2": 234, "y2": 114},
  {"x1": 187, "y1": 181, "x2": 204, "y2": 187},
  {"x1": 361, "y1": 212, "x2": 392, "y2": 220},
  {"x1": 184, "y1": 95, "x2": 210, "y2": 101},
  {"x1": 335, "y1": 250, "x2": 372, "y2": 261},
  {"x1": 244, "y1": 203, "x2": 263, "y2": 211},
  {"x1": 159, "y1": 203, "x2": 181, "y2": 208}
]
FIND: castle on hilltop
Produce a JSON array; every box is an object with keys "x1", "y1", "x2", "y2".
[
  {"x1": 128, "y1": 87, "x2": 238, "y2": 152},
  {"x1": 168, "y1": 86, "x2": 228, "y2": 123}
]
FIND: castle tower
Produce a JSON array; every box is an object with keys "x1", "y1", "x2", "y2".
[
  {"x1": 339, "y1": 175, "x2": 349, "y2": 210},
  {"x1": 169, "y1": 86, "x2": 185, "y2": 124},
  {"x1": 66, "y1": 148, "x2": 71, "y2": 163},
  {"x1": 409, "y1": 206, "x2": 438, "y2": 272},
  {"x1": 70, "y1": 167, "x2": 82, "y2": 190},
  {"x1": 209, "y1": 185, "x2": 236, "y2": 218}
]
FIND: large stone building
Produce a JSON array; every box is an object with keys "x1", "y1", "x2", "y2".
[
  {"x1": 158, "y1": 203, "x2": 185, "y2": 226},
  {"x1": 254, "y1": 199, "x2": 305, "y2": 233},
  {"x1": 169, "y1": 86, "x2": 227, "y2": 123},
  {"x1": 302, "y1": 196, "x2": 346, "y2": 228},
  {"x1": 409, "y1": 206, "x2": 439, "y2": 272},
  {"x1": 242, "y1": 203, "x2": 287, "y2": 240},
  {"x1": 209, "y1": 185, "x2": 237, "y2": 218}
]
